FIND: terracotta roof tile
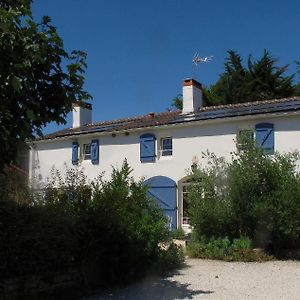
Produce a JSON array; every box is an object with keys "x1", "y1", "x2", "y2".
[{"x1": 40, "y1": 97, "x2": 300, "y2": 141}]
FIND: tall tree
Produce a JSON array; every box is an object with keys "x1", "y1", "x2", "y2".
[
  {"x1": 206, "y1": 50, "x2": 294, "y2": 104},
  {"x1": 171, "y1": 94, "x2": 183, "y2": 110},
  {"x1": 0, "y1": 0, "x2": 91, "y2": 171}
]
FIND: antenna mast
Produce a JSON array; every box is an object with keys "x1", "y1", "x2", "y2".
[{"x1": 192, "y1": 52, "x2": 213, "y2": 79}]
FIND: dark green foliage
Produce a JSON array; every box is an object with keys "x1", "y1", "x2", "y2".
[
  {"x1": 171, "y1": 94, "x2": 183, "y2": 110},
  {"x1": 228, "y1": 146, "x2": 300, "y2": 249},
  {"x1": 187, "y1": 236, "x2": 272, "y2": 261},
  {"x1": 0, "y1": 165, "x2": 30, "y2": 204},
  {"x1": 188, "y1": 153, "x2": 235, "y2": 238},
  {"x1": 0, "y1": 0, "x2": 91, "y2": 171},
  {"x1": 78, "y1": 162, "x2": 171, "y2": 286},
  {"x1": 188, "y1": 145, "x2": 300, "y2": 254},
  {"x1": 154, "y1": 243, "x2": 184, "y2": 274},
  {"x1": 172, "y1": 50, "x2": 296, "y2": 109},
  {"x1": 0, "y1": 161, "x2": 183, "y2": 296},
  {"x1": 171, "y1": 228, "x2": 185, "y2": 240},
  {"x1": 0, "y1": 200, "x2": 78, "y2": 280},
  {"x1": 205, "y1": 50, "x2": 294, "y2": 105}
]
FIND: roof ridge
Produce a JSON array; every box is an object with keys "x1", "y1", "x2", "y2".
[
  {"x1": 201, "y1": 96, "x2": 300, "y2": 112},
  {"x1": 87, "y1": 110, "x2": 180, "y2": 127}
]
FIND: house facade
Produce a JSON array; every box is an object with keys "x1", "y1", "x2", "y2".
[{"x1": 29, "y1": 79, "x2": 300, "y2": 231}]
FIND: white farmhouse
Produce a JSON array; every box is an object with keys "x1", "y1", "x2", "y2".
[{"x1": 29, "y1": 78, "x2": 300, "y2": 231}]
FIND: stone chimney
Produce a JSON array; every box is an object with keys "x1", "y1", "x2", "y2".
[
  {"x1": 72, "y1": 103, "x2": 92, "y2": 128},
  {"x1": 182, "y1": 78, "x2": 203, "y2": 114}
]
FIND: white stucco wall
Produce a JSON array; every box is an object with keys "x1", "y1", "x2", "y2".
[{"x1": 30, "y1": 112, "x2": 300, "y2": 186}]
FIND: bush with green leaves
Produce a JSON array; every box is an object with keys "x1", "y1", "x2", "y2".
[
  {"x1": 0, "y1": 161, "x2": 184, "y2": 298},
  {"x1": 187, "y1": 235, "x2": 272, "y2": 261},
  {"x1": 4, "y1": 160, "x2": 183, "y2": 292},
  {"x1": 171, "y1": 228, "x2": 185, "y2": 240},
  {"x1": 188, "y1": 152, "x2": 235, "y2": 238},
  {"x1": 188, "y1": 145, "x2": 300, "y2": 253},
  {"x1": 0, "y1": 199, "x2": 79, "y2": 281}
]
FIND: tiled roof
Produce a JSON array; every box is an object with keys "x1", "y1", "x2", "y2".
[
  {"x1": 42, "y1": 110, "x2": 181, "y2": 140},
  {"x1": 41, "y1": 96, "x2": 300, "y2": 141}
]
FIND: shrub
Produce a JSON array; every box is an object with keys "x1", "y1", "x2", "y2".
[
  {"x1": 0, "y1": 165, "x2": 30, "y2": 204},
  {"x1": 154, "y1": 243, "x2": 185, "y2": 274},
  {"x1": 187, "y1": 236, "x2": 272, "y2": 261},
  {"x1": 188, "y1": 145, "x2": 300, "y2": 252},
  {"x1": 1, "y1": 161, "x2": 184, "y2": 297},
  {"x1": 188, "y1": 152, "x2": 236, "y2": 238},
  {"x1": 171, "y1": 228, "x2": 185, "y2": 240},
  {"x1": 228, "y1": 147, "x2": 300, "y2": 249},
  {"x1": 0, "y1": 199, "x2": 79, "y2": 280},
  {"x1": 42, "y1": 161, "x2": 181, "y2": 287}
]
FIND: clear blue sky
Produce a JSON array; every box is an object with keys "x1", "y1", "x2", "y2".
[{"x1": 32, "y1": 0, "x2": 300, "y2": 134}]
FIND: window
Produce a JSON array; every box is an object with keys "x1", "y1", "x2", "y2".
[
  {"x1": 161, "y1": 137, "x2": 172, "y2": 156},
  {"x1": 182, "y1": 183, "x2": 190, "y2": 225},
  {"x1": 255, "y1": 123, "x2": 274, "y2": 154},
  {"x1": 82, "y1": 143, "x2": 91, "y2": 160},
  {"x1": 237, "y1": 129, "x2": 254, "y2": 151}
]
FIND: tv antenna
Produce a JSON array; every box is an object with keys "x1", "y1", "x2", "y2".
[
  {"x1": 192, "y1": 52, "x2": 213, "y2": 79},
  {"x1": 192, "y1": 52, "x2": 213, "y2": 66}
]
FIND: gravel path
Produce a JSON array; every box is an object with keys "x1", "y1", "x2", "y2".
[{"x1": 85, "y1": 258, "x2": 300, "y2": 300}]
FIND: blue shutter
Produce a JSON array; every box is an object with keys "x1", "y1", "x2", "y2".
[
  {"x1": 140, "y1": 134, "x2": 156, "y2": 162},
  {"x1": 72, "y1": 142, "x2": 78, "y2": 165},
  {"x1": 91, "y1": 139, "x2": 99, "y2": 164},
  {"x1": 255, "y1": 123, "x2": 274, "y2": 154}
]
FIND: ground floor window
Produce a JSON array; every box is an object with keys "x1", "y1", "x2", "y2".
[
  {"x1": 182, "y1": 183, "x2": 190, "y2": 225},
  {"x1": 178, "y1": 179, "x2": 193, "y2": 234}
]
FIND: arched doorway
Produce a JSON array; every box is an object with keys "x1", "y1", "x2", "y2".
[{"x1": 144, "y1": 176, "x2": 177, "y2": 230}]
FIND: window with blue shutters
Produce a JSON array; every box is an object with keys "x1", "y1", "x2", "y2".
[
  {"x1": 255, "y1": 123, "x2": 274, "y2": 154},
  {"x1": 140, "y1": 134, "x2": 156, "y2": 162},
  {"x1": 72, "y1": 142, "x2": 78, "y2": 165},
  {"x1": 91, "y1": 139, "x2": 99, "y2": 164}
]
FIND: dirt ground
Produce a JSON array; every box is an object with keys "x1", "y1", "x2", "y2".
[{"x1": 84, "y1": 258, "x2": 300, "y2": 300}]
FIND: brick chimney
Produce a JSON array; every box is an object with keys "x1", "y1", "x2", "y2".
[
  {"x1": 72, "y1": 103, "x2": 92, "y2": 128},
  {"x1": 182, "y1": 78, "x2": 203, "y2": 114}
]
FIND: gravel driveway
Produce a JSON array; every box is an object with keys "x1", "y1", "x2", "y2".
[{"x1": 85, "y1": 258, "x2": 300, "y2": 300}]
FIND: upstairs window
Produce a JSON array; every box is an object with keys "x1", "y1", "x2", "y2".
[
  {"x1": 255, "y1": 123, "x2": 274, "y2": 155},
  {"x1": 140, "y1": 134, "x2": 156, "y2": 162},
  {"x1": 161, "y1": 137, "x2": 173, "y2": 156},
  {"x1": 82, "y1": 143, "x2": 91, "y2": 160}
]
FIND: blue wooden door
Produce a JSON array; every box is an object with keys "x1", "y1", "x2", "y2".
[{"x1": 145, "y1": 176, "x2": 177, "y2": 230}]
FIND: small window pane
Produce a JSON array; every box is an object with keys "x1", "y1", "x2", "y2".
[
  {"x1": 83, "y1": 144, "x2": 91, "y2": 160},
  {"x1": 161, "y1": 137, "x2": 172, "y2": 156}
]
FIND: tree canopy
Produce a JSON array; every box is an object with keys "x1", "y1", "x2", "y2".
[
  {"x1": 0, "y1": 0, "x2": 91, "y2": 170},
  {"x1": 205, "y1": 50, "x2": 295, "y2": 105},
  {"x1": 172, "y1": 50, "x2": 297, "y2": 110}
]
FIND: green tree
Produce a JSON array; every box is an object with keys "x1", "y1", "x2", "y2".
[
  {"x1": 0, "y1": 0, "x2": 91, "y2": 171},
  {"x1": 171, "y1": 94, "x2": 183, "y2": 110},
  {"x1": 206, "y1": 50, "x2": 294, "y2": 104}
]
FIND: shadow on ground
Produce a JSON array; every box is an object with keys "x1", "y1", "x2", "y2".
[{"x1": 84, "y1": 274, "x2": 213, "y2": 300}]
